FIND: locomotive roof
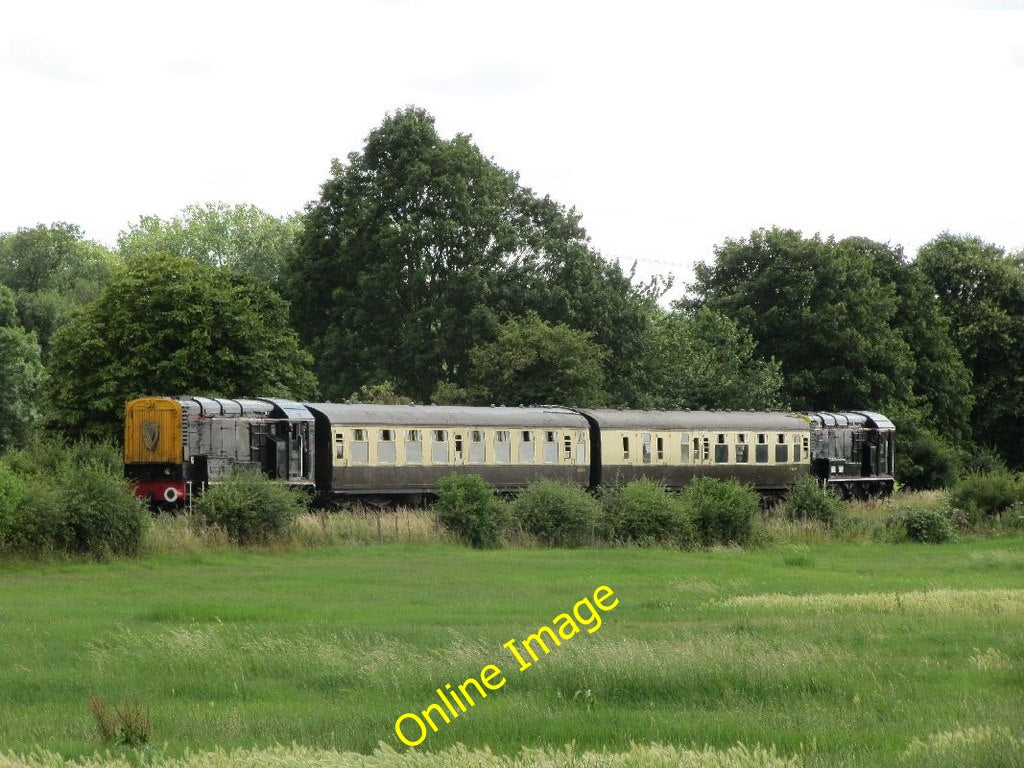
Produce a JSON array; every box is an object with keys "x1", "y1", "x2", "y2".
[
  {"x1": 806, "y1": 411, "x2": 895, "y2": 430},
  {"x1": 577, "y1": 409, "x2": 810, "y2": 431},
  {"x1": 305, "y1": 403, "x2": 589, "y2": 429}
]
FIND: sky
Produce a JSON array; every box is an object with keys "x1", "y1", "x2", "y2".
[{"x1": 2, "y1": 0, "x2": 1022, "y2": 297}]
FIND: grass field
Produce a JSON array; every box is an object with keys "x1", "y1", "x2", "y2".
[{"x1": 1, "y1": 538, "x2": 1022, "y2": 767}]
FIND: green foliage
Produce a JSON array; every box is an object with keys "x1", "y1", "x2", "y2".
[
  {"x1": 599, "y1": 478, "x2": 696, "y2": 547},
  {"x1": 468, "y1": 312, "x2": 607, "y2": 406},
  {"x1": 117, "y1": 203, "x2": 301, "y2": 286},
  {"x1": 643, "y1": 307, "x2": 784, "y2": 410},
  {"x1": 345, "y1": 380, "x2": 414, "y2": 405},
  {"x1": 949, "y1": 471, "x2": 1024, "y2": 519},
  {"x1": 689, "y1": 228, "x2": 916, "y2": 410},
  {"x1": 681, "y1": 476, "x2": 759, "y2": 546},
  {"x1": 0, "y1": 223, "x2": 115, "y2": 356},
  {"x1": 887, "y1": 404, "x2": 960, "y2": 490},
  {"x1": 0, "y1": 290, "x2": 45, "y2": 452},
  {"x1": 918, "y1": 233, "x2": 1024, "y2": 466},
  {"x1": 46, "y1": 252, "x2": 317, "y2": 440},
  {"x1": 288, "y1": 106, "x2": 660, "y2": 405},
  {"x1": 435, "y1": 474, "x2": 504, "y2": 548},
  {"x1": 887, "y1": 508, "x2": 955, "y2": 543},
  {"x1": 0, "y1": 463, "x2": 25, "y2": 533},
  {"x1": 195, "y1": 469, "x2": 306, "y2": 545},
  {"x1": 0, "y1": 437, "x2": 148, "y2": 559},
  {"x1": 784, "y1": 476, "x2": 845, "y2": 525},
  {"x1": 510, "y1": 478, "x2": 600, "y2": 547}
]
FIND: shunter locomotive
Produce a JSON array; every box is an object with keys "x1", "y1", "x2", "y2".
[{"x1": 124, "y1": 397, "x2": 895, "y2": 506}]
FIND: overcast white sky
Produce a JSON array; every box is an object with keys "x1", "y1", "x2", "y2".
[{"x1": 2, "y1": 0, "x2": 1022, "y2": 295}]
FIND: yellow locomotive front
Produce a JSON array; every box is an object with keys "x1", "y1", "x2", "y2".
[{"x1": 124, "y1": 397, "x2": 188, "y2": 504}]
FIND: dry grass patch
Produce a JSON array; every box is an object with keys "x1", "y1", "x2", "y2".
[{"x1": 721, "y1": 587, "x2": 1024, "y2": 616}]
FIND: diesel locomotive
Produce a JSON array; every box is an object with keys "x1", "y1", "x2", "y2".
[{"x1": 125, "y1": 397, "x2": 895, "y2": 505}]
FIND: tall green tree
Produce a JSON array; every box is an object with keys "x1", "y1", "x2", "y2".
[
  {"x1": 689, "y1": 228, "x2": 916, "y2": 411},
  {"x1": 118, "y1": 203, "x2": 301, "y2": 286},
  {"x1": 917, "y1": 233, "x2": 1024, "y2": 465},
  {"x1": 46, "y1": 253, "x2": 317, "y2": 439},
  {"x1": 0, "y1": 285, "x2": 45, "y2": 454},
  {"x1": 0, "y1": 223, "x2": 116, "y2": 356},
  {"x1": 643, "y1": 307, "x2": 785, "y2": 411},
  {"x1": 288, "y1": 106, "x2": 659, "y2": 403},
  {"x1": 467, "y1": 312, "x2": 608, "y2": 406}
]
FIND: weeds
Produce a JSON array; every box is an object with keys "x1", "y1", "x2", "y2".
[{"x1": 87, "y1": 694, "x2": 151, "y2": 747}]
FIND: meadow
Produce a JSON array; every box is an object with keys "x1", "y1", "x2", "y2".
[{"x1": 0, "y1": 534, "x2": 1022, "y2": 767}]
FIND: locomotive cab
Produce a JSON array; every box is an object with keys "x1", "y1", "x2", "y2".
[{"x1": 806, "y1": 411, "x2": 895, "y2": 498}]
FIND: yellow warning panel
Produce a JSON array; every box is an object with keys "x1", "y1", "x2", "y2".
[{"x1": 124, "y1": 397, "x2": 184, "y2": 465}]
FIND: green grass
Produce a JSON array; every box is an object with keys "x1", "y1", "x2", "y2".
[{"x1": 0, "y1": 540, "x2": 1022, "y2": 767}]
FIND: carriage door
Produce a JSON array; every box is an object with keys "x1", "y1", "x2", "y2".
[{"x1": 693, "y1": 431, "x2": 712, "y2": 466}]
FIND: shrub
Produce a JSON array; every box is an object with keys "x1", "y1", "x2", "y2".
[
  {"x1": 59, "y1": 461, "x2": 149, "y2": 558},
  {"x1": 510, "y1": 479, "x2": 600, "y2": 547},
  {"x1": 888, "y1": 508, "x2": 955, "y2": 543},
  {"x1": 436, "y1": 474, "x2": 504, "y2": 548},
  {"x1": 0, "y1": 462, "x2": 25, "y2": 538},
  {"x1": 600, "y1": 478, "x2": 696, "y2": 547},
  {"x1": 784, "y1": 476, "x2": 846, "y2": 526},
  {"x1": 949, "y1": 471, "x2": 1023, "y2": 520},
  {"x1": 682, "y1": 477, "x2": 758, "y2": 546},
  {"x1": 0, "y1": 438, "x2": 147, "y2": 559},
  {"x1": 195, "y1": 468, "x2": 306, "y2": 544}
]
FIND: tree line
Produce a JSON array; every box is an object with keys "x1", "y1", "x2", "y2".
[{"x1": 2, "y1": 107, "x2": 1022, "y2": 488}]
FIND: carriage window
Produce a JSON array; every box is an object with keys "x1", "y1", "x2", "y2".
[
  {"x1": 471, "y1": 430, "x2": 483, "y2": 442},
  {"x1": 802, "y1": 435, "x2": 809, "y2": 457},
  {"x1": 494, "y1": 430, "x2": 511, "y2": 464},
  {"x1": 519, "y1": 430, "x2": 535, "y2": 463},
  {"x1": 576, "y1": 431, "x2": 587, "y2": 463},
  {"x1": 468, "y1": 430, "x2": 485, "y2": 463},
  {"x1": 680, "y1": 433, "x2": 690, "y2": 463},
  {"x1": 431, "y1": 430, "x2": 449, "y2": 464},
  {"x1": 545, "y1": 431, "x2": 556, "y2": 443},
  {"x1": 334, "y1": 432, "x2": 345, "y2": 460},
  {"x1": 656, "y1": 436, "x2": 664, "y2": 461},
  {"x1": 406, "y1": 429, "x2": 423, "y2": 463},
  {"x1": 775, "y1": 442, "x2": 789, "y2": 463},
  {"x1": 642, "y1": 432, "x2": 652, "y2": 464},
  {"x1": 702, "y1": 436, "x2": 710, "y2": 461},
  {"x1": 379, "y1": 429, "x2": 396, "y2": 464},
  {"x1": 736, "y1": 433, "x2": 749, "y2": 463},
  {"x1": 715, "y1": 433, "x2": 729, "y2": 464},
  {"x1": 622, "y1": 436, "x2": 630, "y2": 460},
  {"x1": 563, "y1": 434, "x2": 572, "y2": 456},
  {"x1": 351, "y1": 428, "x2": 368, "y2": 464},
  {"x1": 792, "y1": 433, "x2": 801, "y2": 462},
  {"x1": 756, "y1": 434, "x2": 769, "y2": 463},
  {"x1": 777, "y1": 433, "x2": 786, "y2": 443}
]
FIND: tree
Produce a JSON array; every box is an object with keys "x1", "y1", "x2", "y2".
[
  {"x1": 117, "y1": 203, "x2": 301, "y2": 286},
  {"x1": 689, "y1": 228, "x2": 916, "y2": 411},
  {"x1": 917, "y1": 233, "x2": 1024, "y2": 466},
  {"x1": 643, "y1": 307, "x2": 785, "y2": 411},
  {"x1": 0, "y1": 285, "x2": 45, "y2": 454},
  {"x1": 467, "y1": 313, "x2": 607, "y2": 406},
  {"x1": 287, "y1": 106, "x2": 661, "y2": 403},
  {"x1": 0, "y1": 223, "x2": 116, "y2": 356},
  {"x1": 46, "y1": 253, "x2": 317, "y2": 439}
]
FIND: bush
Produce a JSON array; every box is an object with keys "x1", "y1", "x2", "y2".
[
  {"x1": 195, "y1": 468, "x2": 306, "y2": 544},
  {"x1": 0, "y1": 462, "x2": 25, "y2": 535},
  {"x1": 0, "y1": 438, "x2": 148, "y2": 559},
  {"x1": 682, "y1": 477, "x2": 759, "y2": 546},
  {"x1": 784, "y1": 476, "x2": 846, "y2": 526},
  {"x1": 600, "y1": 478, "x2": 696, "y2": 547},
  {"x1": 436, "y1": 474, "x2": 504, "y2": 548},
  {"x1": 949, "y1": 471, "x2": 1023, "y2": 520},
  {"x1": 510, "y1": 479, "x2": 600, "y2": 547},
  {"x1": 888, "y1": 508, "x2": 955, "y2": 543},
  {"x1": 59, "y1": 461, "x2": 149, "y2": 558}
]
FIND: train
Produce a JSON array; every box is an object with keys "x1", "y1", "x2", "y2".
[{"x1": 124, "y1": 396, "x2": 895, "y2": 506}]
